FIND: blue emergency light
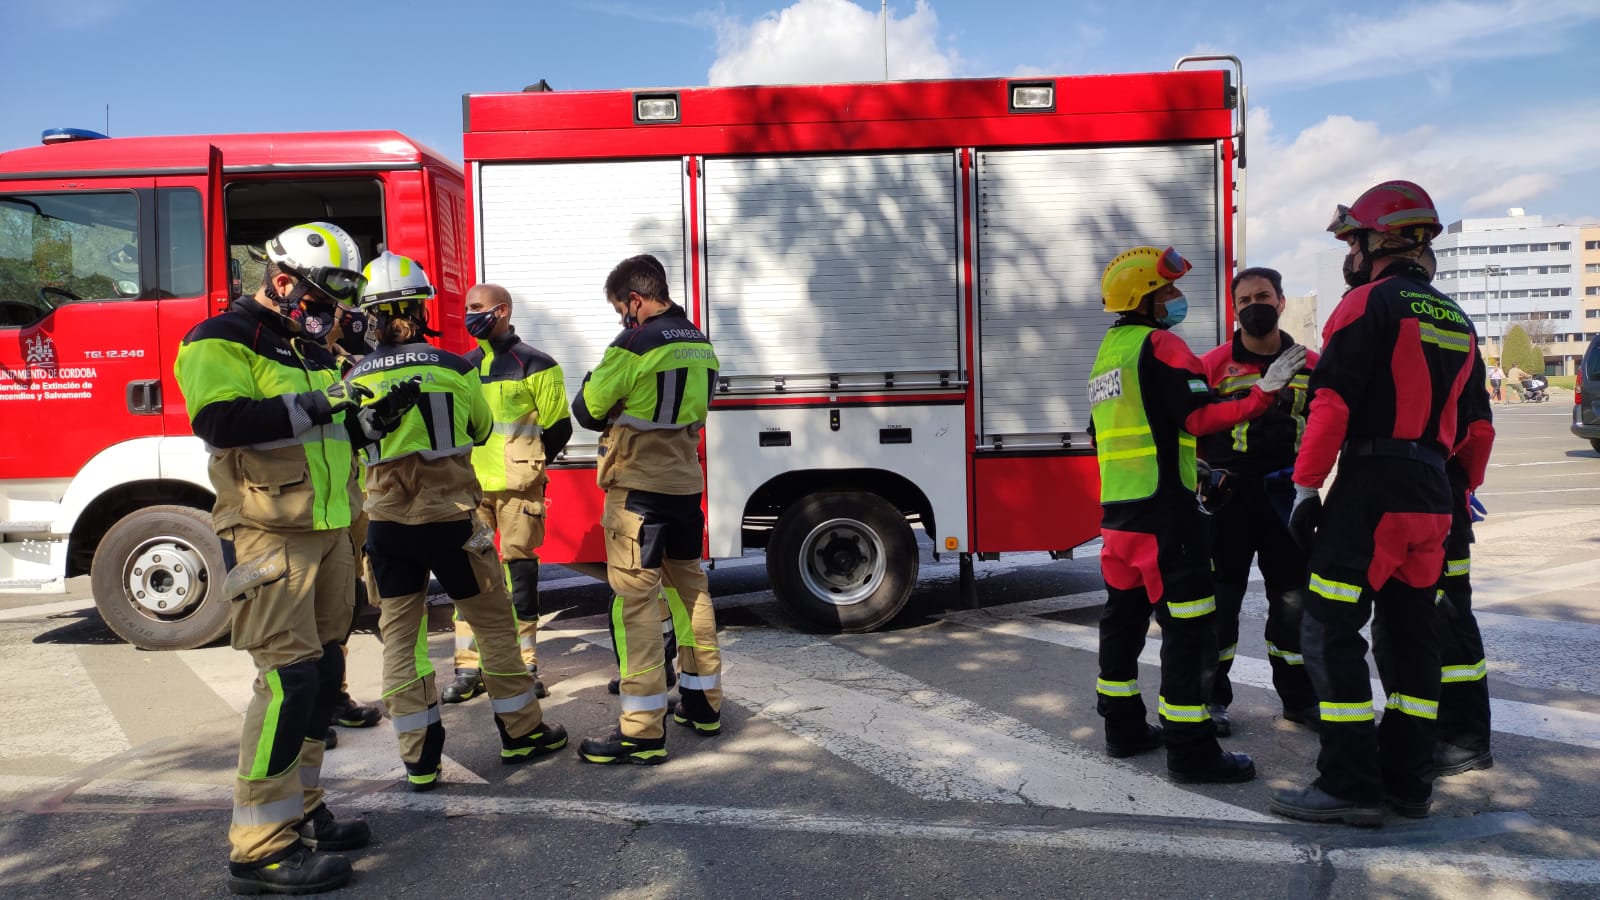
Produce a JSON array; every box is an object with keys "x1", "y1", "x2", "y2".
[{"x1": 41, "y1": 128, "x2": 110, "y2": 145}]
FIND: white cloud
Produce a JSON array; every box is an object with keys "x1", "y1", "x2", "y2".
[
  {"x1": 1250, "y1": 0, "x2": 1600, "y2": 89},
  {"x1": 1244, "y1": 103, "x2": 1600, "y2": 299},
  {"x1": 708, "y1": 0, "x2": 959, "y2": 86}
]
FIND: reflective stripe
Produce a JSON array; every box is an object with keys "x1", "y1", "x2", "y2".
[
  {"x1": 1419, "y1": 321, "x2": 1473, "y2": 352},
  {"x1": 392, "y1": 704, "x2": 442, "y2": 734},
  {"x1": 1157, "y1": 696, "x2": 1209, "y2": 723},
  {"x1": 1441, "y1": 658, "x2": 1488, "y2": 683},
  {"x1": 232, "y1": 795, "x2": 305, "y2": 829},
  {"x1": 1230, "y1": 420, "x2": 1249, "y2": 453},
  {"x1": 299, "y1": 765, "x2": 321, "y2": 789},
  {"x1": 491, "y1": 688, "x2": 534, "y2": 715},
  {"x1": 619, "y1": 691, "x2": 668, "y2": 712},
  {"x1": 678, "y1": 672, "x2": 719, "y2": 691},
  {"x1": 1218, "y1": 373, "x2": 1260, "y2": 393},
  {"x1": 1386, "y1": 692, "x2": 1439, "y2": 720},
  {"x1": 426, "y1": 391, "x2": 453, "y2": 451},
  {"x1": 1445, "y1": 558, "x2": 1470, "y2": 577},
  {"x1": 1435, "y1": 589, "x2": 1446, "y2": 606},
  {"x1": 1217, "y1": 643, "x2": 1237, "y2": 663},
  {"x1": 413, "y1": 621, "x2": 434, "y2": 681},
  {"x1": 615, "y1": 413, "x2": 692, "y2": 433},
  {"x1": 1309, "y1": 573, "x2": 1363, "y2": 603},
  {"x1": 1320, "y1": 700, "x2": 1376, "y2": 723},
  {"x1": 1265, "y1": 641, "x2": 1305, "y2": 665},
  {"x1": 250, "y1": 670, "x2": 286, "y2": 780},
  {"x1": 492, "y1": 420, "x2": 543, "y2": 440},
  {"x1": 1099, "y1": 447, "x2": 1157, "y2": 461},
  {"x1": 656, "y1": 368, "x2": 681, "y2": 424},
  {"x1": 1096, "y1": 678, "x2": 1140, "y2": 698},
  {"x1": 245, "y1": 421, "x2": 341, "y2": 452},
  {"x1": 1166, "y1": 596, "x2": 1216, "y2": 619}
]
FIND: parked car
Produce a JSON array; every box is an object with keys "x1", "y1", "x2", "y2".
[{"x1": 1574, "y1": 334, "x2": 1600, "y2": 453}]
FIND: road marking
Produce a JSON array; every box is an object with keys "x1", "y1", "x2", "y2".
[
  {"x1": 1487, "y1": 460, "x2": 1584, "y2": 467},
  {"x1": 1475, "y1": 559, "x2": 1600, "y2": 604},
  {"x1": 549, "y1": 611, "x2": 1269, "y2": 822},
  {"x1": 943, "y1": 597, "x2": 1600, "y2": 751},
  {"x1": 1476, "y1": 486, "x2": 1600, "y2": 495},
  {"x1": 2, "y1": 774, "x2": 1597, "y2": 886},
  {"x1": 0, "y1": 598, "x2": 94, "y2": 622},
  {"x1": 0, "y1": 642, "x2": 129, "y2": 763}
]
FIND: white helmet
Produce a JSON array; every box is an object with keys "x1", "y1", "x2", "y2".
[
  {"x1": 359, "y1": 251, "x2": 435, "y2": 314},
  {"x1": 265, "y1": 222, "x2": 366, "y2": 304}
]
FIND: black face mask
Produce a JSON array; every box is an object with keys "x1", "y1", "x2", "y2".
[
  {"x1": 1237, "y1": 303, "x2": 1280, "y2": 338},
  {"x1": 334, "y1": 308, "x2": 369, "y2": 356},
  {"x1": 295, "y1": 302, "x2": 337, "y2": 341}
]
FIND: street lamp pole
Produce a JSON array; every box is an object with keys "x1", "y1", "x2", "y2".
[{"x1": 1484, "y1": 263, "x2": 1503, "y2": 357}]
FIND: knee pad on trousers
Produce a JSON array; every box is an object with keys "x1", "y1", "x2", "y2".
[
  {"x1": 255, "y1": 658, "x2": 320, "y2": 777},
  {"x1": 508, "y1": 559, "x2": 541, "y2": 622},
  {"x1": 307, "y1": 642, "x2": 345, "y2": 735}
]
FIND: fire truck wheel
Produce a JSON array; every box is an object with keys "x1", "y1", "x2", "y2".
[
  {"x1": 767, "y1": 491, "x2": 918, "y2": 634},
  {"x1": 91, "y1": 505, "x2": 231, "y2": 651}
]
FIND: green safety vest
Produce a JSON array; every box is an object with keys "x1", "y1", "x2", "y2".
[
  {"x1": 468, "y1": 337, "x2": 568, "y2": 493},
  {"x1": 346, "y1": 343, "x2": 492, "y2": 466},
  {"x1": 1089, "y1": 325, "x2": 1196, "y2": 503}
]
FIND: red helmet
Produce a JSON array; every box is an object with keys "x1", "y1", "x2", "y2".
[{"x1": 1327, "y1": 180, "x2": 1443, "y2": 240}]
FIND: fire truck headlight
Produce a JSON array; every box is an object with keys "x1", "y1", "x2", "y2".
[
  {"x1": 1008, "y1": 82, "x2": 1055, "y2": 112},
  {"x1": 634, "y1": 94, "x2": 680, "y2": 123}
]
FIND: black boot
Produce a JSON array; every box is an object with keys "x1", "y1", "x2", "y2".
[
  {"x1": 1282, "y1": 706, "x2": 1321, "y2": 733},
  {"x1": 1105, "y1": 722, "x2": 1163, "y2": 759},
  {"x1": 1269, "y1": 784, "x2": 1383, "y2": 827},
  {"x1": 528, "y1": 665, "x2": 549, "y2": 700},
  {"x1": 1209, "y1": 704, "x2": 1231, "y2": 738},
  {"x1": 1169, "y1": 750, "x2": 1256, "y2": 784},
  {"x1": 1434, "y1": 742, "x2": 1493, "y2": 777},
  {"x1": 672, "y1": 687, "x2": 721, "y2": 737},
  {"x1": 578, "y1": 730, "x2": 668, "y2": 765},
  {"x1": 324, "y1": 728, "x2": 338, "y2": 750},
  {"x1": 441, "y1": 669, "x2": 484, "y2": 704},
  {"x1": 332, "y1": 692, "x2": 382, "y2": 728},
  {"x1": 296, "y1": 804, "x2": 371, "y2": 852},
  {"x1": 499, "y1": 720, "x2": 568, "y2": 764},
  {"x1": 227, "y1": 844, "x2": 350, "y2": 895}
]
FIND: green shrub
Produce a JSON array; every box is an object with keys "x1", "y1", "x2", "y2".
[{"x1": 1498, "y1": 325, "x2": 1544, "y2": 375}]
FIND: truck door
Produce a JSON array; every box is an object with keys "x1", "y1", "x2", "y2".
[
  {"x1": 0, "y1": 178, "x2": 166, "y2": 478},
  {"x1": 154, "y1": 145, "x2": 225, "y2": 440}
]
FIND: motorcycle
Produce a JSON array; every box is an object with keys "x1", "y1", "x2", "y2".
[{"x1": 1521, "y1": 374, "x2": 1550, "y2": 403}]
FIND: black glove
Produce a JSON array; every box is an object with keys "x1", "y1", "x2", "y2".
[
  {"x1": 1288, "y1": 484, "x2": 1322, "y2": 549},
  {"x1": 295, "y1": 380, "x2": 373, "y2": 425},
  {"x1": 355, "y1": 376, "x2": 423, "y2": 441}
]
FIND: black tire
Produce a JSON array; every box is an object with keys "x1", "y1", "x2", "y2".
[
  {"x1": 766, "y1": 492, "x2": 918, "y2": 633},
  {"x1": 1590, "y1": 439, "x2": 1600, "y2": 454},
  {"x1": 91, "y1": 505, "x2": 231, "y2": 651}
]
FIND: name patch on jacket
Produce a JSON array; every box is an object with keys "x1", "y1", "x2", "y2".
[{"x1": 1088, "y1": 370, "x2": 1123, "y2": 404}]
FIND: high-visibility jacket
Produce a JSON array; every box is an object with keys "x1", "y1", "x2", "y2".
[
  {"x1": 1199, "y1": 330, "x2": 1319, "y2": 477},
  {"x1": 1088, "y1": 317, "x2": 1277, "y2": 530},
  {"x1": 174, "y1": 297, "x2": 360, "y2": 533},
  {"x1": 573, "y1": 303, "x2": 719, "y2": 496},
  {"x1": 346, "y1": 339, "x2": 493, "y2": 525},
  {"x1": 464, "y1": 330, "x2": 571, "y2": 493}
]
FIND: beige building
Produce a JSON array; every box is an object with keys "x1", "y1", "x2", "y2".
[
  {"x1": 1583, "y1": 224, "x2": 1600, "y2": 354},
  {"x1": 1284, "y1": 294, "x2": 1319, "y2": 350}
]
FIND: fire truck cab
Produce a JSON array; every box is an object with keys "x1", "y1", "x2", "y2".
[
  {"x1": 464, "y1": 60, "x2": 1244, "y2": 632},
  {"x1": 0, "y1": 130, "x2": 467, "y2": 649}
]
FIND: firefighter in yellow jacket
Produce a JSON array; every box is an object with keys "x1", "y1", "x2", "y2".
[
  {"x1": 439, "y1": 283, "x2": 573, "y2": 704},
  {"x1": 574, "y1": 254, "x2": 723, "y2": 764},
  {"x1": 175, "y1": 222, "x2": 418, "y2": 895},
  {"x1": 349, "y1": 253, "x2": 568, "y2": 791}
]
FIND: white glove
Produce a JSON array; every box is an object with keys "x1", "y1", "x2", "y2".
[{"x1": 1257, "y1": 343, "x2": 1308, "y2": 392}]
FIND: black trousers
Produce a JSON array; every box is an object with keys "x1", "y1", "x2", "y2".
[
  {"x1": 1209, "y1": 475, "x2": 1316, "y2": 712},
  {"x1": 1097, "y1": 503, "x2": 1221, "y2": 771},
  {"x1": 1303, "y1": 457, "x2": 1451, "y2": 804},
  {"x1": 1434, "y1": 471, "x2": 1491, "y2": 753}
]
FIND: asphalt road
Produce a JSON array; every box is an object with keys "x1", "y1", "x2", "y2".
[{"x1": 0, "y1": 399, "x2": 1595, "y2": 898}]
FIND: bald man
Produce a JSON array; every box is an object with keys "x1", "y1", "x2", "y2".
[{"x1": 444, "y1": 284, "x2": 573, "y2": 703}]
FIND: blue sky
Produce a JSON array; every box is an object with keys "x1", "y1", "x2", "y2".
[{"x1": 6, "y1": 0, "x2": 1597, "y2": 294}]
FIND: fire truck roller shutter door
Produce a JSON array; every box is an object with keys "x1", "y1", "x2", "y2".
[{"x1": 766, "y1": 491, "x2": 918, "y2": 633}]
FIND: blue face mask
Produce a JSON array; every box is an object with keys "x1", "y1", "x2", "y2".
[
  {"x1": 464, "y1": 309, "x2": 499, "y2": 338},
  {"x1": 1158, "y1": 295, "x2": 1188, "y2": 328}
]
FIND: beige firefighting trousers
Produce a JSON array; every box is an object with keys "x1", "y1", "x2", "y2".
[
  {"x1": 224, "y1": 525, "x2": 354, "y2": 864},
  {"x1": 453, "y1": 489, "x2": 547, "y2": 668}
]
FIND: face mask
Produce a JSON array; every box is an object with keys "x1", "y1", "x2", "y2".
[
  {"x1": 465, "y1": 309, "x2": 499, "y2": 338},
  {"x1": 1157, "y1": 295, "x2": 1188, "y2": 329},
  {"x1": 334, "y1": 308, "x2": 369, "y2": 356},
  {"x1": 297, "y1": 302, "x2": 337, "y2": 341},
  {"x1": 1237, "y1": 303, "x2": 1279, "y2": 337}
]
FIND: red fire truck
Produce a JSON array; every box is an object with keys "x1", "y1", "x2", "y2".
[
  {"x1": 463, "y1": 57, "x2": 1245, "y2": 632},
  {"x1": 0, "y1": 130, "x2": 468, "y2": 649}
]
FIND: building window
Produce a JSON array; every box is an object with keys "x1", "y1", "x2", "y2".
[
  {"x1": 1586, "y1": 308, "x2": 1600, "y2": 317},
  {"x1": 1553, "y1": 242, "x2": 1571, "y2": 251},
  {"x1": 1587, "y1": 286, "x2": 1600, "y2": 296},
  {"x1": 1586, "y1": 240, "x2": 1600, "y2": 250},
  {"x1": 1586, "y1": 263, "x2": 1600, "y2": 273}
]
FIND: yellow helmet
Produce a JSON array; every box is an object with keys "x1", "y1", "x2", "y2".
[{"x1": 1101, "y1": 245, "x2": 1192, "y2": 313}]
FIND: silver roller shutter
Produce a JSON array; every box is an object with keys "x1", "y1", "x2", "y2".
[
  {"x1": 702, "y1": 153, "x2": 961, "y2": 389},
  {"x1": 476, "y1": 159, "x2": 687, "y2": 457},
  {"x1": 975, "y1": 144, "x2": 1222, "y2": 446}
]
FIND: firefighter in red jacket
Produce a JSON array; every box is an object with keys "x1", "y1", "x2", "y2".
[
  {"x1": 1198, "y1": 266, "x2": 1320, "y2": 735},
  {"x1": 1271, "y1": 181, "x2": 1493, "y2": 826},
  {"x1": 1089, "y1": 245, "x2": 1305, "y2": 783}
]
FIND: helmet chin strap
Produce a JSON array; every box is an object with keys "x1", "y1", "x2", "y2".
[{"x1": 262, "y1": 275, "x2": 315, "y2": 331}]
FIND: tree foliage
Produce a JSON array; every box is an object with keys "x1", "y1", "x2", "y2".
[{"x1": 1499, "y1": 324, "x2": 1544, "y2": 375}]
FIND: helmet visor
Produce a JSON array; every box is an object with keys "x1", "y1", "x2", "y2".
[
  {"x1": 1327, "y1": 204, "x2": 1362, "y2": 237},
  {"x1": 1156, "y1": 246, "x2": 1192, "y2": 282},
  {"x1": 300, "y1": 267, "x2": 369, "y2": 304}
]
